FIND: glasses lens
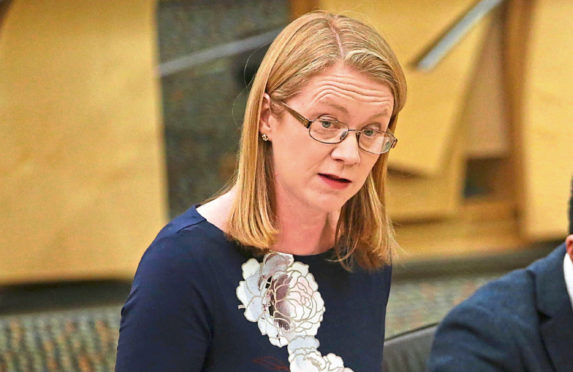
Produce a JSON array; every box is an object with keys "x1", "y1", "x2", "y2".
[
  {"x1": 359, "y1": 132, "x2": 394, "y2": 154},
  {"x1": 309, "y1": 119, "x2": 347, "y2": 143}
]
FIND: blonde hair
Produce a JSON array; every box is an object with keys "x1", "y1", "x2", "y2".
[{"x1": 226, "y1": 11, "x2": 407, "y2": 270}]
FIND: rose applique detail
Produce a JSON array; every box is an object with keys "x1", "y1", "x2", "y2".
[
  {"x1": 288, "y1": 336, "x2": 352, "y2": 372},
  {"x1": 236, "y1": 252, "x2": 353, "y2": 372}
]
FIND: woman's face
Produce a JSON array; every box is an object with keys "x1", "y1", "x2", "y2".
[{"x1": 261, "y1": 63, "x2": 394, "y2": 214}]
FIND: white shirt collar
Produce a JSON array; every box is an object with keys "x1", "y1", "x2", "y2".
[{"x1": 563, "y1": 251, "x2": 573, "y2": 311}]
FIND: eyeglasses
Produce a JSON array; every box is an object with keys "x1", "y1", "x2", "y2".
[{"x1": 273, "y1": 100, "x2": 398, "y2": 155}]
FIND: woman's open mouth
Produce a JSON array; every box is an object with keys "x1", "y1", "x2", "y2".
[{"x1": 318, "y1": 173, "x2": 351, "y2": 189}]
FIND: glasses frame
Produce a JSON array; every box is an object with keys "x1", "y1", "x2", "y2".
[{"x1": 272, "y1": 100, "x2": 398, "y2": 155}]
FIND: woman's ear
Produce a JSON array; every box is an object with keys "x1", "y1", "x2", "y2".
[{"x1": 259, "y1": 93, "x2": 272, "y2": 140}]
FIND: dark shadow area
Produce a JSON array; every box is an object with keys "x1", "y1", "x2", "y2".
[
  {"x1": 0, "y1": 280, "x2": 131, "y2": 316},
  {"x1": 392, "y1": 241, "x2": 557, "y2": 280}
]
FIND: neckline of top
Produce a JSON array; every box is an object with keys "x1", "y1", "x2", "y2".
[{"x1": 191, "y1": 204, "x2": 335, "y2": 260}]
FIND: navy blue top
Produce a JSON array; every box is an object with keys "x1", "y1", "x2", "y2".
[{"x1": 116, "y1": 206, "x2": 392, "y2": 371}]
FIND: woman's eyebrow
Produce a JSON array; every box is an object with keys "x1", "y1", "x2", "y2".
[
  {"x1": 318, "y1": 101, "x2": 392, "y2": 121},
  {"x1": 366, "y1": 108, "x2": 392, "y2": 122},
  {"x1": 318, "y1": 101, "x2": 347, "y2": 114}
]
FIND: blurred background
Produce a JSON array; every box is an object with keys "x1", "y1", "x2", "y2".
[{"x1": 1, "y1": 0, "x2": 572, "y2": 370}]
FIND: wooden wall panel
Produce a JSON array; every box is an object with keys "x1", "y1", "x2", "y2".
[
  {"x1": 0, "y1": 0, "x2": 167, "y2": 283},
  {"x1": 518, "y1": 0, "x2": 573, "y2": 240},
  {"x1": 465, "y1": 8, "x2": 510, "y2": 159},
  {"x1": 387, "y1": 123, "x2": 465, "y2": 221},
  {"x1": 387, "y1": 9, "x2": 508, "y2": 221}
]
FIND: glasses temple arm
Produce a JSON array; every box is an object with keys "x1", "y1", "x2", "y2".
[{"x1": 275, "y1": 101, "x2": 312, "y2": 128}]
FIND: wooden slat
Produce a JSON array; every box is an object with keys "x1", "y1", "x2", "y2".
[
  {"x1": 512, "y1": 0, "x2": 573, "y2": 240},
  {"x1": 465, "y1": 7, "x2": 510, "y2": 159},
  {"x1": 504, "y1": 0, "x2": 533, "y2": 235}
]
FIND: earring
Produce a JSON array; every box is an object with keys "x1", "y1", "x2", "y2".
[{"x1": 261, "y1": 133, "x2": 269, "y2": 141}]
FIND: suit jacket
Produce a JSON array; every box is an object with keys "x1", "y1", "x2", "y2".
[{"x1": 427, "y1": 244, "x2": 573, "y2": 372}]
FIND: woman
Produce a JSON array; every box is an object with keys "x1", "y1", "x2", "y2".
[{"x1": 116, "y1": 11, "x2": 406, "y2": 372}]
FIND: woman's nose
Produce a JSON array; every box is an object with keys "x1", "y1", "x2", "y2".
[{"x1": 331, "y1": 131, "x2": 361, "y2": 165}]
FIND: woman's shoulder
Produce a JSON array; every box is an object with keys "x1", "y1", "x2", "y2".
[
  {"x1": 153, "y1": 204, "x2": 216, "y2": 241},
  {"x1": 136, "y1": 205, "x2": 238, "y2": 279}
]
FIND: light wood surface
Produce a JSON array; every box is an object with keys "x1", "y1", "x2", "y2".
[
  {"x1": 386, "y1": 7, "x2": 510, "y2": 221},
  {"x1": 465, "y1": 8, "x2": 510, "y2": 159},
  {"x1": 394, "y1": 198, "x2": 525, "y2": 262},
  {"x1": 387, "y1": 122, "x2": 465, "y2": 221},
  {"x1": 0, "y1": 0, "x2": 167, "y2": 284},
  {"x1": 319, "y1": 0, "x2": 493, "y2": 175},
  {"x1": 517, "y1": 0, "x2": 573, "y2": 240},
  {"x1": 503, "y1": 0, "x2": 532, "y2": 241}
]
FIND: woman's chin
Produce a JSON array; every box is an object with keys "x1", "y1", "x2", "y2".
[{"x1": 307, "y1": 196, "x2": 349, "y2": 214}]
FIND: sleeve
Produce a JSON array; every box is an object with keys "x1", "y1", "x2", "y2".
[
  {"x1": 426, "y1": 303, "x2": 523, "y2": 372},
  {"x1": 115, "y1": 233, "x2": 213, "y2": 372}
]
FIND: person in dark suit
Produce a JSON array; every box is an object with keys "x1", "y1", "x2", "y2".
[{"x1": 427, "y1": 179, "x2": 573, "y2": 372}]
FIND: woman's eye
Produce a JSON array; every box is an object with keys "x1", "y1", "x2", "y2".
[
  {"x1": 363, "y1": 128, "x2": 377, "y2": 137},
  {"x1": 320, "y1": 120, "x2": 333, "y2": 129}
]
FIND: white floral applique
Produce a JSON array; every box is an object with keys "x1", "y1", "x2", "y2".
[
  {"x1": 236, "y1": 252, "x2": 353, "y2": 372},
  {"x1": 288, "y1": 336, "x2": 352, "y2": 372}
]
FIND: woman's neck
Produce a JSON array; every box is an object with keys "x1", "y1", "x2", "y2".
[
  {"x1": 198, "y1": 187, "x2": 339, "y2": 256},
  {"x1": 272, "y1": 196, "x2": 339, "y2": 256}
]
